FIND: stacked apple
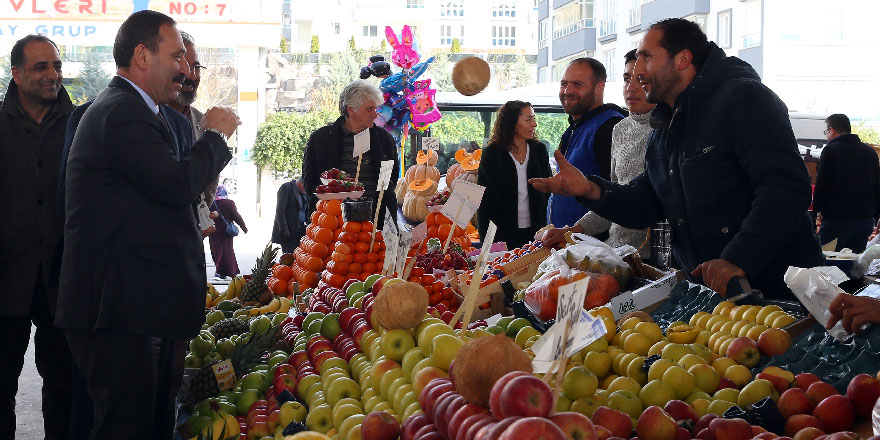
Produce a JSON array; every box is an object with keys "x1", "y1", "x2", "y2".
[{"x1": 684, "y1": 300, "x2": 797, "y2": 358}]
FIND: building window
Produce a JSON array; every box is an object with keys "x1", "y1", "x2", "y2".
[
  {"x1": 553, "y1": 1, "x2": 595, "y2": 39},
  {"x1": 539, "y1": 18, "x2": 549, "y2": 49},
  {"x1": 492, "y1": 25, "x2": 516, "y2": 46},
  {"x1": 492, "y1": 0, "x2": 516, "y2": 18},
  {"x1": 441, "y1": 0, "x2": 464, "y2": 17},
  {"x1": 440, "y1": 24, "x2": 465, "y2": 45},
  {"x1": 717, "y1": 10, "x2": 732, "y2": 49},
  {"x1": 406, "y1": 0, "x2": 424, "y2": 7},
  {"x1": 599, "y1": 0, "x2": 616, "y2": 38},
  {"x1": 332, "y1": 23, "x2": 340, "y2": 34},
  {"x1": 553, "y1": 52, "x2": 594, "y2": 81},
  {"x1": 743, "y1": 0, "x2": 762, "y2": 48},
  {"x1": 363, "y1": 25, "x2": 377, "y2": 37},
  {"x1": 602, "y1": 49, "x2": 617, "y2": 79},
  {"x1": 627, "y1": 0, "x2": 640, "y2": 28},
  {"x1": 282, "y1": 13, "x2": 291, "y2": 28},
  {"x1": 685, "y1": 14, "x2": 707, "y2": 33}
]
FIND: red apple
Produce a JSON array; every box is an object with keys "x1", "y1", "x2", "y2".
[
  {"x1": 846, "y1": 373, "x2": 880, "y2": 418},
  {"x1": 420, "y1": 383, "x2": 456, "y2": 421},
  {"x1": 473, "y1": 423, "x2": 498, "y2": 440},
  {"x1": 825, "y1": 432, "x2": 861, "y2": 440},
  {"x1": 465, "y1": 417, "x2": 497, "y2": 440},
  {"x1": 448, "y1": 404, "x2": 491, "y2": 440},
  {"x1": 805, "y1": 382, "x2": 839, "y2": 407},
  {"x1": 792, "y1": 428, "x2": 825, "y2": 440},
  {"x1": 550, "y1": 411, "x2": 598, "y2": 440},
  {"x1": 432, "y1": 393, "x2": 461, "y2": 432},
  {"x1": 694, "y1": 428, "x2": 711, "y2": 440},
  {"x1": 663, "y1": 400, "x2": 698, "y2": 425},
  {"x1": 418, "y1": 431, "x2": 444, "y2": 440},
  {"x1": 717, "y1": 378, "x2": 737, "y2": 390},
  {"x1": 675, "y1": 427, "x2": 690, "y2": 440},
  {"x1": 756, "y1": 373, "x2": 790, "y2": 394},
  {"x1": 754, "y1": 433, "x2": 778, "y2": 440},
  {"x1": 707, "y1": 417, "x2": 752, "y2": 440},
  {"x1": 636, "y1": 406, "x2": 677, "y2": 440},
  {"x1": 489, "y1": 371, "x2": 531, "y2": 418},
  {"x1": 292, "y1": 314, "x2": 305, "y2": 328},
  {"x1": 785, "y1": 415, "x2": 824, "y2": 437},
  {"x1": 454, "y1": 414, "x2": 493, "y2": 440},
  {"x1": 795, "y1": 373, "x2": 821, "y2": 390},
  {"x1": 813, "y1": 394, "x2": 854, "y2": 432},
  {"x1": 477, "y1": 417, "x2": 522, "y2": 440},
  {"x1": 725, "y1": 337, "x2": 761, "y2": 368},
  {"x1": 591, "y1": 406, "x2": 633, "y2": 439},
  {"x1": 438, "y1": 395, "x2": 467, "y2": 439},
  {"x1": 273, "y1": 364, "x2": 297, "y2": 380},
  {"x1": 414, "y1": 424, "x2": 439, "y2": 440},
  {"x1": 499, "y1": 375, "x2": 554, "y2": 418},
  {"x1": 694, "y1": 415, "x2": 718, "y2": 436},
  {"x1": 777, "y1": 387, "x2": 814, "y2": 419},
  {"x1": 267, "y1": 409, "x2": 280, "y2": 431},
  {"x1": 273, "y1": 374, "x2": 296, "y2": 397},
  {"x1": 757, "y1": 328, "x2": 793, "y2": 357},
  {"x1": 288, "y1": 350, "x2": 309, "y2": 368},
  {"x1": 498, "y1": 417, "x2": 567, "y2": 440},
  {"x1": 402, "y1": 414, "x2": 432, "y2": 440},
  {"x1": 361, "y1": 411, "x2": 401, "y2": 440},
  {"x1": 594, "y1": 426, "x2": 613, "y2": 440}
]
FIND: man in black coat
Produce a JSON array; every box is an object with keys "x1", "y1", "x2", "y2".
[
  {"x1": 813, "y1": 113, "x2": 880, "y2": 253},
  {"x1": 302, "y1": 79, "x2": 400, "y2": 225},
  {"x1": 0, "y1": 34, "x2": 73, "y2": 440},
  {"x1": 530, "y1": 18, "x2": 824, "y2": 299},
  {"x1": 272, "y1": 178, "x2": 308, "y2": 253},
  {"x1": 56, "y1": 11, "x2": 238, "y2": 439}
]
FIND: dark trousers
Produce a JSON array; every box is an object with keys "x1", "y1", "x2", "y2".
[
  {"x1": 66, "y1": 330, "x2": 185, "y2": 440},
  {"x1": 819, "y1": 217, "x2": 874, "y2": 253},
  {"x1": 0, "y1": 271, "x2": 72, "y2": 440}
]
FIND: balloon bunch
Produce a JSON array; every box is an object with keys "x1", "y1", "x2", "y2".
[{"x1": 361, "y1": 25, "x2": 442, "y2": 145}]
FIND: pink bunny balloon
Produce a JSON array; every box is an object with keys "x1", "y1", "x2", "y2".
[{"x1": 385, "y1": 25, "x2": 420, "y2": 69}]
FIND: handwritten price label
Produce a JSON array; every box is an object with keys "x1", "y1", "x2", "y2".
[{"x1": 211, "y1": 359, "x2": 235, "y2": 391}]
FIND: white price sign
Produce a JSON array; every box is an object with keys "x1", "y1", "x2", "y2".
[
  {"x1": 395, "y1": 230, "x2": 413, "y2": 276},
  {"x1": 377, "y1": 160, "x2": 394, "y2": 191},
  {"x1": 440, "y1": 181, "x2": 485, "y2": 228},
  {"x1": 531, "y1": 309, "x2": 607, "y2": 372},
  {"x1": 353, "y1": 129, "x2": 371, "y2": 157},
  {"x1": 411, "y1": 221, "x2": 428, "y2": 245},
  {"x1": 422, "y1": 137, "x2": 440, "y2": 151}
]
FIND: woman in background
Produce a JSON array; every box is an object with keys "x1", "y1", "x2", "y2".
[
  {"x1": 209, "y1": 185, "x2": 248, "y2": 279},
  {"x1": 477, "y1": 100, "x2": 552, "y2": 249}
]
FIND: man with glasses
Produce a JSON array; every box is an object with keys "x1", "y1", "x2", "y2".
[{"x1": 813, "y1": 113, "x2": 880, "y2": 252}]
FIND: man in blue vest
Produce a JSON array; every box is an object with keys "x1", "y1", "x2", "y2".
[{"x1": 549, "y1": 58, "x2": 625, "y2": 229}]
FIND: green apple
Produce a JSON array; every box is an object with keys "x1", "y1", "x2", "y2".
[
  {"x1": 415, "y1": 320, "x2": 448, "y2": 348},
  {"x1": 515, "y1": 326, "x2": 541, "y2": 348},
  {"x1": 349, "y1": 353, "x2": 367, "y2": 367},
  {"x1": 205, "y1": 309, "x2": 225, "y2": 325},
  {"x1": 363, "y1": 395, "x2": 384, "y2": 413},
  {"x1": 385, "y1": 376, "x2": 407, "y2": 401},
  {"x1": 296, "y1": 375, "x2": 321, "y2": 400},
  {"x1": 684, "y1": 390, "x2": 712, "y2": 405},
  {"x1": 371, "y1": 401, "x2": 393, "y2": 413},
  {"x1": 401, "y1": 348, "x2": 426, "y2": 379},
  {"x1": 562, "y1": 366, "x2": 599, "y2": 400},
  {"x1": 429, "y1": 334, "x2": 463, "y2": 371},
  {"x1": 332, "y1": 403, "x2": 363, "y2": 429},
  {"x1": 337, "y1": 413, "x2": 365, "y2": 439},
  {"x1": 607, "y1": 390, "x2": 643, "y2": 418},
  {"x1": 202, "y1": 350, "x2": 222, "y2": 364},
  {"x1": 320, "y1": 313, "x2": 342, "y2": 340},
  {"x1": 216, "y1": 400, "x2": 237, "y2": 417},
  {"x1": 369, "y1": 339, "x2": 383, "y2": 363},
  {"x1": 570, "y1": 395, "x2": 606, "y2": 417},
  {"x1": 403, "y1": 401, "x2": 422, "y2": 419},
  {"x1": 302, "y1": 312, "x2": 325, "y2": 332},
  {"x1": 410, "y1": 358, "x2": 433, "y2": 383},
  {"x1": 377, "y1": 368, "x2": 404, "y2": 398},
  {"x1": 381, "y1": 329, "x2": 416, "y2": 362},
  {"x1": 305, "y1": 404, "x2": 333, "y2": 433},
  {"x1": 396, "y1": 390, "x2": 418, "y2": 413},
  {"x1": 364, "y1": 274, "x2": 383, "y2": 291},
  {"x1": 505, "y1": 318, "x2": 532, "y2": 338},
  {"x1": 280, "y1": 400, "x2": 307, "y2": 426},
  {"x1": 557, "y1": 395, "x2": 572, "y2": 412},
  {"x1": 326, "y1": 377, "x2": 361, "y2": 406},
  {"x1": 706, "y1": 399, "x2": 736, "y2": 416},
  {"x1": 345, "y1": 282, "x2": 366, "y2": 299},
  {"x1": 184, "y1": 353, "x2": 203, "y2": 368},
  {"x1": 268, "y1": 353, "x2": 288, "y2": 371},
  {"x1": 484, "y1": 325, "x2": 504, "y2": 335},
  {"x1": 360, "y1": 388, "x2": 377, "y2": 403},
  {"x1": 307, "y1": 319, "x2": 322, "y2": 335},
  {"x1": 319, "y1": 357, "x2": 350, "y2": 375},
  {"x1": 249, "y1": 315, "x2": 271, "y2": 335},
  {"x1": 322, "y1": 371, "x2": 348, "y2": 386},
  {"x1": 345, "y1": 423, "x2": 364, "y2": 440},
  {"x1": 236, "y1": 389, "x2": 261, "y2": 415},
  {"x1": 496, "y1": 316, "x2": 514, "y2": 331},
  {"x1": 240, "y1": 372, "x2": 268, "y2": 393},
  {"x1": 638, "y1": 379, "x2": 675, "y2": 408}
]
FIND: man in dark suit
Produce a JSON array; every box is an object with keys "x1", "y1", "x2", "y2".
[
  {"x1": 0, "y1": 34, "x2": 73, "y2": 440},
  {"x1": 56, "y1": 10, "x2": 238, "y2": 439},
  {"x1": 272, "y1": 177, "x2": 308, "y2": 253}
]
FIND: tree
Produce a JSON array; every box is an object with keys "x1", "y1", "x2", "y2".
[
  {"x1": 280, "y1": 36, "x2": 288, "y2": 53},
  {"x1": 380, "y1": 39, "x2": 387, "y2": 53},
  {"x1": 252, "y1": 110, "x2": 335, "y2": 173},
  {"x1": 348, "y1": 36, "x2": 357, "y2": 52},
  {"x1": 70, "y1": 56, "x2": 110, "y2": 105},
  {"x1": 513, "y1": 54, "x2": 534, "y2": 88},
  {"x1": 450, "y1": 38, "x2": 461, "y2": 53},
  {"x1": 854, "y1": 122, "x2": 880, "y2": 145},
  {"x1": 430, "y1": 112, "x2": 485, "y2": 150},
  {"x1": 310, "y1": 35, "x2": 320, "y2": 53},
  {"x1": 427, "y1": 51, "x2": 455, "y2": 92},
  {"x1": 536, "y1": 113, "x2": 568, "y2": 153}
]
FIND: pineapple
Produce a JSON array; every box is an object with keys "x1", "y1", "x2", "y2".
[
  {"x1": 239, "y1": 243, "x2": 278, "y2": 304},
  {"x1": 189, "y1": 325, "x2": 279, "y2": 402},
  {"x1": 208, "y1": 318, "x2": 248, "y2": 340}
]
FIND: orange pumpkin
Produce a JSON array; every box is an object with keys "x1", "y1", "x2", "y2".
[
  {"x1": 416, "y1": 149, "x2": 439, "y2": 166},
  {"x1": 404, "y1": 163, "x2": 440, "y2": 184},
  {"x1": 446, "y1": 163, "x2": 463, "y2": 188}
]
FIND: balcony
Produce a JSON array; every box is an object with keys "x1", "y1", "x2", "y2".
[
  {"x1": 599, "y1": 17, "x2": 617, "y2": 42},
  {"x1": 552, "y1": 26, "x2": 597, "y2": 60},
  {"x1": 640, "y1": 0, "x2": 709, "y2": 29},
  {"x1": 553, "y1": 18, "x2": 595, "y2": 40},
  {"x1": 743, "y1": 32, "x2": 762, "y2": 49}
]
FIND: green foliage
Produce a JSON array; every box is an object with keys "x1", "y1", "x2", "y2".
[
  {"x1": 427, "y1": 51, "x2": 455, "y2": 93},
  {"x1": 280, "y1": 36, "x2": 288, "y2": 53},
  {"x1": 450, "y1": 38, "x2": 461, "y2": 53},
  {"x1": 429, "y1": 112, "x2": 485, "y2": 168},
  {"x1": 380, "y1": 39, "x2": 387, "y2": 52},
  {"x1": 252, "y1": 110, "x2": 335, "y2": 173},
  {"x1": 0, "y1": 62, "x2": 10, "y2": 101},
  {"x1": 536, "y1": 113, "x2": 568, "y2": 153},
  {"x1": 310, "y1": 35, "x2": 320, "y2": 53},
  {"x1": 69, "y1": 56, "x2": 110, "y2": 105},
  {"x1": 349, "y1": 36, "x2": 357, "y2": 51},
  {"x1": 854, "y1": 122, "x2": 880, "y2": 145}
]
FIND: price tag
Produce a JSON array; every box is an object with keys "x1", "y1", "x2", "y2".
[
  {"x1": 531, "y1": 308, "x2": 607, "y2": 370},
  {"x1": 411, "y1": 221, "x2": 428, "y2": 245},
  {"x1": 211, "y1": 359, "x2": 236, "y2": 391},
  {"x1": 377, "y1": 160, "x2": 394, "y2": 191},
  {"x1": 422, "y1": 137, "x2": 440, "y2": 151},
  {"x1": 353, "y1": 129, "x2": 370, "y2": 157},
  {"x1": 441, "y1": 181, "x2": 485, "y2": 229},
  {"x1": 396, "y1": 230, "x2": 413, "y2": 276},
  {"x1": 556, "y1": 277, "x2": 589, "y2": 327},
  {"x1": 382, "y1": 208, "x2": 399, "y2": 275}
]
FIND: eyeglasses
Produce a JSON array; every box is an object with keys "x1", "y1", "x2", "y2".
[
  {"x1": 191, "y1": 64, "x2": 207, "y2": 75},
  {"x1": 823, "y1": 128, "x2": 831, "y2": 135}
]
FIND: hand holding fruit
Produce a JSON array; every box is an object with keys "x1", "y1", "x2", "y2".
[
  {"x1": 528, "y1": 150, "x2": 601, "y2": 199},
  {"x1": 540, "y1": 225, "x2": 582, "y2": 248},
  {"x1": 691, "y1": 259, "x2": 746, "y2": 297},
  {"x1": 825, "y1": 293, "x2": 880, "y2": 334}
]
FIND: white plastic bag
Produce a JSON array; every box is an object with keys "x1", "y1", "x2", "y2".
[
  {"x1": 783, "y1": 266, "x2": 849, "y2": 341},
  {"x1": 854, "y1": 244, "x2": 880, "y2": 278}
]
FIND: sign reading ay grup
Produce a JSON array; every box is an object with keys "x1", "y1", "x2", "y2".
[{"x1": 440, "y1": 181, "x2": 485, "y2": 229}]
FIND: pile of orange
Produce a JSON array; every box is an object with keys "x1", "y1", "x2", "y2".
[
  {"x1": 322, "y1": 220, "x2": 386, "y2": 287},
  {"x1": 421, "y1": 212, "x2": 473, "y2": 251},
  {"x1": 266, "y1": 263, "x2": 295, "y2": 296},
  {"x1": 292, "y1": 199, "x2": 344, "y2": 289},
  {"x1": 408, "y1": 267, "x2": 458, "y2": 311}
]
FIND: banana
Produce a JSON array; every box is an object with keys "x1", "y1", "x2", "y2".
[
  {"x1": 277, "y1": 296, "x2": 291, "y2": 314},
  {"x1": 249, "y1": 297, "x2": 281, "y2": 316},
  {"x1": 205, "y1": 293, "x2": 212, "y2": 308},
  {"x1": 667, "y1": 324, "x2": 700, "y2": 343}
]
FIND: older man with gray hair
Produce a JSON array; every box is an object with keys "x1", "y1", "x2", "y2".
[{"x1": 303, "y1": 79, "x2": 400, "y2": 225}]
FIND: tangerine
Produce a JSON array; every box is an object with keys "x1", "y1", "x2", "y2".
[
  {"x1": 354, "y1": 242, "x2": 369, "y2": 253},
  {"x1": 305, "y1": 256, "x2": 323, "y2": 272},
  {"x1": 272, "y1": 265, "x2": 294, "y2": 282},
  {"x1": 426, "y1": 212, "x2": 436, "y2": 227},
  {"x1": 438, "y1": 224, "x2": 452, "y2": 238},
  {"x1": 342, "y1": 253, "x2": 353, "y2": 264},
  {"x1": 309, "y1": 242, "x2": 329, "y2": 258},
  {"x1": 325, "y1": 200, "x2": 342, "y2": 216},
  {"x1": 360, "y1": 221, "x2": 373, "y2": 232},
  {"x1": 362, "y1": 262, "x2": 376, "y2": 273},
  {"x1": 435, "y1": 214, "x2": 452, "y2": 225},
  {"x1": 357, "y1": 231, "x2": 372, "y2": 242},
  {"x1": 427, "y1": 226, "x2": 439, "y2": 238},
  {"x1": 338, "y1": 232, "x2": 357, "y2": 243},
  {"x1": 343, "y1": 222, "x2": 362, "y2": 233},
  {"x1": 318, "y1": 213, "x2": 338, "y2": 230},
  {"x1": 328, "y1": 273, "x2": 345, "y2": 288},
  {"x1": 315, "y1": 228, "x2": 333, "y2": 245},
  {"x1": 310, "y1": 211, "x2": 320, "y2": 224},
  {"x1": 346, "y1": 272, "x2": 359, "y2": 281},
  {"x1": 348, "y1": 262, "x2": 362, "y2": 274},
  {"x1": 358, "y1": 272, "x2": 370, "y2": 281},
  {"x1": 316, "y1": 200, "x2": 327, "y2": 213},
  {"x1": 352, "y1": 253, "x2": 368, "y2": 264},
  {"x1": 366, "y1": 253, "x2": 378, "y2": 263},
  {"x1": 302, "y1": 271, "x2": 319, "y2": 288},
  {"x1": 334, "y1": 243, "x2": 351, "y2": 254}
]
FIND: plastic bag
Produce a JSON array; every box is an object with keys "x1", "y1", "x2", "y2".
[
  {"x1": 523, "y1": 267, "x2": 620, "y2": 321},
  {"x1": 562, "y1": 233, "x2": 633, "y2": 286},
  {"x1": 783, "y1": 266, "x2": 849, "y2": 341},
  {"x1": 854, "y1": 244, "x2": 880, "y2": 278}
]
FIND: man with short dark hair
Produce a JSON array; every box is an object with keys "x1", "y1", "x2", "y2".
[
  {"x1": 0, "y1": 33, "x2": 73, "y2": 440},
  {"x1": 813, "y1": 113, "x2": 880, "y2": 252},
  {"x1": 531, "y1": 18, "x2": 824, "y2": 299},
  {"x1": 549, "y1": 57, "x2": 625, "y2": 229},
  {"x1": 56, "y1": 10, "x2": 238, "y2": 438}
]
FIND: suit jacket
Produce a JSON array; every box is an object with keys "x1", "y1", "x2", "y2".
[{"x1": 56, "y1": 76, "x2": 231, "y2": 339}]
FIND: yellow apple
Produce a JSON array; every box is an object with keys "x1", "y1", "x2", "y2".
[
  {"x1": 661, "y1": 365, "x2": 695, "y2": 399},
  {"x1": 723, "y1": 364, "x2": 752, "y2": 388},
  {"x1": 607, "y1": 390, "x2": 644, "y2": 418},
  {"x1": 638, "y1": 379, "x2": 675, "y2": 408},
  {"x1": 692, "y1": 398, "x2": 711, "y2": 417},
  {"x1": 678, "y1": 353, "x2": 708, "y2": 370},
  {"x1": 648, "y1": 340, "x2": 669, "y2": 357},
  {"x1": 623, "y1": 332, "x2": 652, "y2": 356},
  {"x1": 570, "y1": 395, "x2": 607, "y2": 417},
  {"x1": 689, "y1": 363, "x2": 721, "y2": 394},
  {"x1": 584, "y1": 351, "x2": 612, "y2": 378},
  {"x1": 634, "y1": 322, "x2": 663, "y2": 343},
  {"x1": 607, "y1": 375, "x2": 642, "y2": 395},
  {"x1": 625, "y1": 355, "x2": 648, "y2": 386},
  {"x1": 756, "y1": 305, "x2": 783, "y2": 325},
  {"x1": 706, "y1": 399, "x2": 736, "y2": 415},
  {"x1": 713, "y1": 387, "x2": 740, "y2": 403},
  {"x1": 648, "y1": 358, "x2": 675, "y2": 382},
  {"x1": 737, "y1": 378, "x2": 778, "y2": 408}
]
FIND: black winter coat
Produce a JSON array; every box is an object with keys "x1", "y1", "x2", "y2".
[
  {"x1": 0, "y1": 81, "x2": 72, "y2": 317},
  {"x1": 477, "y1": 140, "x2": 552, "y2": 244},
  {"x1": 813, "y1": 134, "x2": 880, "y2": 220},
  {"x1": 581, "y1": 42, "x2": 824, "y2": 299},
  {"x1": 302, "y1": 117, "x2": 400, "y2": 225}
]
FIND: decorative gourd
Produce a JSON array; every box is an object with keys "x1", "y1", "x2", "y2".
[
  {"x1": 446, "y1": 163, "x2": 463, "y2": 188},
  {"x1": 402, "y1": 179, "x2": 437, "y2": 222},
  {"x1": 417, "y1": 149, "x2": 439, "y2": 166},
  {"x1": 450, "y1": 168, "x2": 478, "y2": 191},
  {"x1": 448, "y1": 148, "x2": 481, "y2": 191},
  {"x1": 404, "y1": 163, "x2": 440, "y2": 184},
  {"x1": 395, "y1": 179, "x2": 409, "y2": 204}
]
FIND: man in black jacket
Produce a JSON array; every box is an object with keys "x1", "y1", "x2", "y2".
[
  {"x1": 56, "y1": 11, "x2": 238, "y2": 439},
  {"x1": 273, "y1": 177, "x2": 308, "y2": 253},
  {"x1": 813, "y1": 113, "x2": 880, "y2": 252},
  {"x1": 0, "y1": 34, "x2": 73, "y2": 440},
  {"x1": 302, "y1": 79, "x2": 400, "y2": 225},
  {"x1": 530, "y1": 18, "x2": 824, "y2": 299}
]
